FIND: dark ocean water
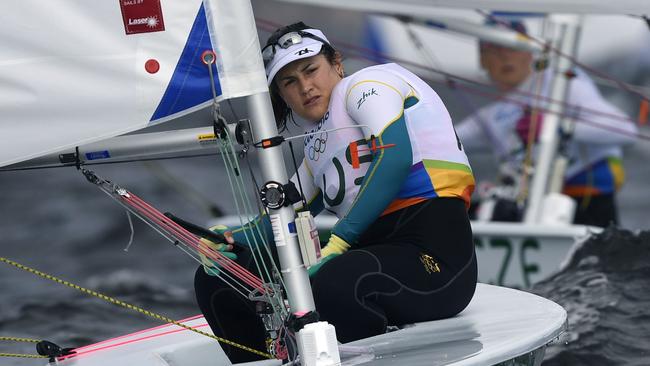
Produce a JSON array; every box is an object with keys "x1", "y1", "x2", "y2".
[
  {"x1": 533, "y1": 227, "x2": 650, "y2": 365},
  {"x1": 1, "y1": 141, "x2": 649, "y2": 365},
  {"x1": 0, "y1": 158, "x2": 235, "y2": 366}
]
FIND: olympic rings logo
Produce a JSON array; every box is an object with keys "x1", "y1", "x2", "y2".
[{"x1": 308, "y1": 132, "x2": 328, "y2": 161}]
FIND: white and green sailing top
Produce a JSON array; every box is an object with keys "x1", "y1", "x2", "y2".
[
  {"x1": 290, "y1": 63, "x2": 475, "y2": 245},
  {"x1": 455, "y1": 69, "x2": 638, "y2": 198}
]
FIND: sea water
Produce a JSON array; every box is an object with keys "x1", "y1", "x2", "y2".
[
  {"x1": 533, "y1": 227, "x2": 650, "y2": 365},
  {"x1": 1, "y1": 156, "x2": 649, "y2": 366}
]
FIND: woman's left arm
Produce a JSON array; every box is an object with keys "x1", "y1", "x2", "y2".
[
  {"x1": 569, "y1": 72, "x2": 638, "y2": 146},
  {"x1": 331, "y1": 70, "x2": 416, "y2": 246}
]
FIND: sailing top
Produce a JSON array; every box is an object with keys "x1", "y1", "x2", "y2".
[
  {"x1": 455, "y1": 68, "x2": 637, "y2": 197},
  {"x1": 289, "y1": 62, "x2": 475, "y2": 245}
]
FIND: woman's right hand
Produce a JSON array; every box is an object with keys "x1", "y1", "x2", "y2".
[{"x1": 200, "y1": 225, "x2": 238, "y2": 276}]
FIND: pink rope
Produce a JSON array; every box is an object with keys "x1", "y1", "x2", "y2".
[{"x1": 118, "y1": 193, "x2": 265, "y2": 291}]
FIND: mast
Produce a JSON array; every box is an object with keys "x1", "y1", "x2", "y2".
[
  {"x1": 523, "y1": 14, "x2": 583, "y2": 223},
  {"x1": 231, "y1": 2, "x2": 339, "y2": 364},
  {"x1": 246, "y1": 92, "x2": 316, "y2": 312}
]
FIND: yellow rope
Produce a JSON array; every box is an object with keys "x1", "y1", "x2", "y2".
[
  {"x1": 0, "y1": 337, "x2": 47, "y2": 359},
  {"x1": 0, "y1": 257, "x2": 272, "y2": 359},
  {"x1": 0, "y1": 337, "x2": 40, "y2": 343},
  {"x1": 0, "y1": 353, "x2": 47, "y2": 359}
]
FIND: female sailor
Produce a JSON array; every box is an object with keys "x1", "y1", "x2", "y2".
[
  {"x1": 194, "y1": 22, "x2": 478, "y2": 363},
  {"x1": 456, "y1": 19, "x2": 638, "y2": 227}
]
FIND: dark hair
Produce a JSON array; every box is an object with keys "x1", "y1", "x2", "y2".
[{"x1": 266, "y1": 22, "x2": 340, "y2": 132}]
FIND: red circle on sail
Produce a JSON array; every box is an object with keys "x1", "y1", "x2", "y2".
[
  {"x1": 145, "y1": 59, "x2": 160, "y2": 74},
  {"x1": 201, "y1": 50, "x2": 216, "y2": 65}
]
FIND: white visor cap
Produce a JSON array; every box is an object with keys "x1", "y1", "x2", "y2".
[{"x1": 265, "y1": 29, "x2": 330, "y2": 86}]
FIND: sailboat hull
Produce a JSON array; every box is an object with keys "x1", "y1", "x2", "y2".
[
  {"x1": 472, "y1": 221, "x2": 600, "y2": 288},
  {"x1": 51, "y1": 284, "x2": 566, "y2": 366}
]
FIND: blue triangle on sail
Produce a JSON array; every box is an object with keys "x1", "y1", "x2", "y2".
[{"x1": 151, "y1": 4, "x2": 221, "y2": 122}]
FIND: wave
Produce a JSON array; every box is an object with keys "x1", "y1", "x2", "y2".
[
  {"x1": 85, "y1": 269, "x2": 192, "y2": 300},
  {"x1": 0, "y1": 268, "x2": 198, "y2": 351},
  {"x1": 532, "y1": 227, "x2": 650, "y2": 365}
]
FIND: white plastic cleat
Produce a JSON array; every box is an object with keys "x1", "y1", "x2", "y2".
[
  {"x1": 296, "y1": 321, "x2": 341, "y2": 366},
  {"x1": 540, "y1": 192, "x2": 576, "y2": 225}
]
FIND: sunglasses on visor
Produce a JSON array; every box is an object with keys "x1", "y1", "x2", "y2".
[{"x1": 262, "y1": 30, "x2": 329, "y2": 67}]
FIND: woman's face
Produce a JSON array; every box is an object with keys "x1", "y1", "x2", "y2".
[
  {"x1": 480, "y1": 43, "x2": 533, "y2": 92},
  {"x1": 275, "y1": 54, "x2": 343, "y2": 122}
]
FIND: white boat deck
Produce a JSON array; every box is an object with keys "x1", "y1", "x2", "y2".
[{"x1": 53, "y1": 283, "x2": 566, "y2": 366}]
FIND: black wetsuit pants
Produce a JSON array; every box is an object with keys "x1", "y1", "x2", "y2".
[
  {"x1": 194, "y1": 197, "x2": 477, "y2": 363},
  {"x1": 572, "y1": 193, "x2": 618, "y2": 228}
]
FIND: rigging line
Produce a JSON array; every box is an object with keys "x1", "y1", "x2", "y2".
[
  {"x1": 243, "y1": 153, "x2": 285, "y2": 278},
  {"x1": 142, "y1": 161, "x2": 224, "y2": 217},
  {"x1": 203, "y1": 49, "x2": 285, "y2": 310},
  {"x1": 222, "y1": 134, "x2": 283, "y2": 282},
  {"x1": 0, "y1": 151, "x2": 224, "y2": 172},
  {"x1": 242, "y1": 151, "x2": 291, "y2": 303},
  {"x1": 586, "y1": 72, "x2": 650, "y2": 96},
  {"x1": 220, "y1": 158, "x2": 288, "y2": 318},
  {"x1": 401, "y1": 18, "x2": 510, "y2": 160},
  {"x1": 342, "y1": 49, "x2": 643, "y2": 129},
  {"x1": 215, "y1": 135, "x2": 287, "y2": 312},
  {"x1": 284, "y1": 125, "x2": 372, "y2": 142},
  {"x1": 0, "y1": 256, "x2": 273, "y2": 359},
  {"x1": 451, "y1": 81, "x2": 650, "y2": 141},
  {"x1": 288, "y1": 141, "x2": 308, "y2": 209},
  {"x1": 339, "y1": 45, "x2": 642, "y2": 128},
  {"x1": 123, "y1": 210, "x2": 135, "y2": 252},
  {"x1": 119, "y1": 192, "x2": 264, "y2": 289},
  {"x1": 190, "y1": 253, "x2": 253, "y2": 299},
  {"x1": 125, "y1": 203, "x2": 263, "y2": 291},
  {"x1": 451, "y1": 83, "x2": 511, "y2": 159},
  {"x1": 176, "y1": 231, "x2": 256, "y2": 297},
  {"x1": 89, "y1": 174, "x2": 263, "y2": 292},
  {"x1": 477, "y1": 10, "x2": 650, "y2": 102},
  {"x1": 257, "y1": 19, "x2": 644, "y2": 127},
  {"x1": 203, "y1": 56, "x2": 283, "y2": 303},
  {"x1": 221, "y1": 134, "x2": 289, "y2": 317},
  {"x1": 206, "y1": 54, "x2": 219, "y2": 102},
  {"x1": 125, "y1": 198, "x2": 262, "y2": 291},
  {"x1": 217, "y1": 138, "x2": 276, "y2": 285},
  {"x1": 95, "y1": 186, "x2": 185, "y2": 248},
  {"x1": 261, "y1": 22, "x2": 634, "y2": 127},
  {"x1": 169, "y1": 231, "x2": 254, "y2": 297},
  {"x1": 167, "y1": 226, "x2": 255, "y2": 296}
]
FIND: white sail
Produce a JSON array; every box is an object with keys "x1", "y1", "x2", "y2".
[
  {"x1": 275, "y1": 0, "x2": 650, "y2": 15},
  {"x1": 0, "y1": 0, "x2": 266, "y2": 168}
]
